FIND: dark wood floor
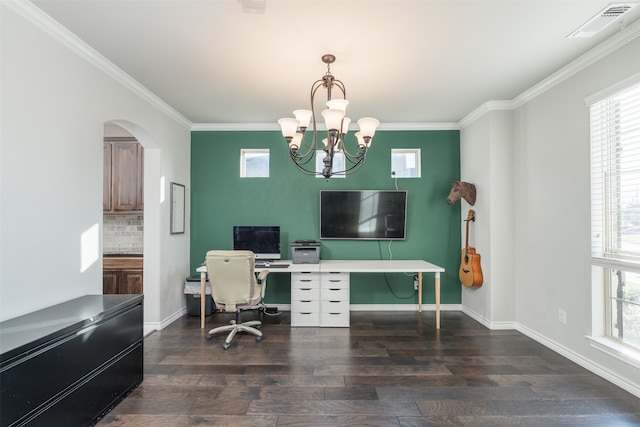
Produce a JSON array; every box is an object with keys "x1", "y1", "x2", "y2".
[{"x1": 97, "y1": 310, "x2": 640, "y2": 427}]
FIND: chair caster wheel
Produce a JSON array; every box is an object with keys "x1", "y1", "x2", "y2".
[
  {"x1": 206, "y1": 334, "x2": 212, "y2": 340},
  {"x1": 255, "y1": 336, "x2": 262, "y2": 342},
  {"x1": 223, "y1": 343, "x2": 231, "y2": 350}
]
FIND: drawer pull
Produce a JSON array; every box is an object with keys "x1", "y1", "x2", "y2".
[
  {"x1": 300, "y1": 288, "x2": 312, "y2": 291},
  {"x1": 300, "y1": 279, "x2": 313, "y2": 282},
  {"x1": 329, "y1": 279, "x2": 342, "y2": 283},
  {"x1": 329, "y1": 288, "x2": 340, "y2": 291},
  {"x1": 329, "y1": 301, "x2": 340, "y2": 303}
]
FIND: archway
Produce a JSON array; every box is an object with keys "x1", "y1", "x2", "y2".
[{"x1": 104, "y1": 120, "x2": 161, "y2": 332}]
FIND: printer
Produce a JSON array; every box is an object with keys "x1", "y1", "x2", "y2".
[{"x1": 291, "y1": 240, "x2": 321, "y2": 264}]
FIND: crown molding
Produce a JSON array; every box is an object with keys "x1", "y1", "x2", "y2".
[
  {"x1": 378, "y1": 122, "x2": 460, "y2": 131},
  {"x1": 459, "y1": 18, "x2": 640, "y2": 129},
  {"x1": 11, "y1": 0, "x2": 639, "y2": 133},
  {"x1": 512, "y1": 18, "x2": 640, "y2": 110},
  {"x1": 6, "y1": 0, "x2": 192, "y2": 130},
  {"x1": 457, "y1": 100, "x2": 516, "y2": 128},
  {"x1": 191, "y1": 123, "x2": 280, "y2": 131},
  {"x1": 191, "y1": 122, "x2": 460, "y2": 132}
]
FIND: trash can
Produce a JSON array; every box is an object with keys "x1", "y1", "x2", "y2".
[{"x1": 184, "y1": 276, "x2": 215, "y2": 316}]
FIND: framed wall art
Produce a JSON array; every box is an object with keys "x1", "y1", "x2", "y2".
[{"x1": 170, "y1": 182, "x2": 185, "y2": 234}]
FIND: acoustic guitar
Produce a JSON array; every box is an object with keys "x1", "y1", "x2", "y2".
[{"x1": 459, "y1": 209, "x2": 483, "y2": 287}]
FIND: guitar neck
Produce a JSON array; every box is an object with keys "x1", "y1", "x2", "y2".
[
  {"x1": 464, "y1": 210, "x2": 474, "y2": 250},
  {"x1": 465, "y1": 220, "x2": 470, "y2": 250}
]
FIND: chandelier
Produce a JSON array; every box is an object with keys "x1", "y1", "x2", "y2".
[{"x1": 277, "y1": 54, "x2": 380, "y2": 179}]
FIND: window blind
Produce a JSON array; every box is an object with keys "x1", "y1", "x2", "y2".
[{"x1": 591, "y1": 81, "x2": 640, "y2": 263}]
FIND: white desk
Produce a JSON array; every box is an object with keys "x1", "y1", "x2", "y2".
[{"x1": 196, "y1": 259, "x2": 444, "y2": 329}]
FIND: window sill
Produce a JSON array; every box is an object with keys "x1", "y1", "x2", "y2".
[{"x1": 586, "y1": 335, "x2": 640, "y2": 368}]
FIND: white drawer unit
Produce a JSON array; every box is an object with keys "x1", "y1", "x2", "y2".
[
  {"x1": 291, "y1": 310, "x2": 321, "y2": 327},
  {"x1": 291, "y1": 286, "x2": 320, "y2": 301},
  {"x1": 320, "y1": 309, "x2": 350, "y2": 327},
  {"x1": 292, "y1": 272, "x2": 320, "y2": 288},
  {"x1": 321, "y1": 272, "x2": 349, "y2": 288},
  {"x1": 320, "y1": 272, "x2": 350, "y2": 327},
  {"x1": 290, "y1": 271, "x2": 321, "y2": 327}
]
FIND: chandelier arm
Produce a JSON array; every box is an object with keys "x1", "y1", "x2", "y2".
[
  {"x1": 291, "y1": 132, "x2": 316, "y2": 159},
  {"x1": 339, "y1": 141, "x2": 366, "y2": 159},
  {"x1": 342, "y1": 154, "x2": 366, "y2": 168},
  {"x1": 289, "y1": 152, "x2": 323, "y2": 176},
  {"x1": 288, "y1": 80, "x2": 321, "y2": 160},
  {"x1": 293, "y1": 78, "x2": 328, "y2": 156},
  {"x1": 289, "y1": 147, "x2": 317, "y2": 167},
  {"x1": 331, "y1": 79, "x2": 347, "y2": 99},
  {"x1": 327, "y1": 153, "x2": 367, "y2": 176}
]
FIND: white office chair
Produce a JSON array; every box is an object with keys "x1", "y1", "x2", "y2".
[{"x1": 205, "y1": 250, "x2": 269, "y2": 349}]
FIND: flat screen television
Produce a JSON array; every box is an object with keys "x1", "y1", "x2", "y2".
[
  {"x1": 320, "y1": 190, "x2": 407, "y2": 240},
  {"x1": 233, "y1": 226, "x2": 281, "y2": 260}
]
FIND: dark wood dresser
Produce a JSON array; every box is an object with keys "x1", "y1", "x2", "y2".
[{"x1": 0, "y1": 294, "x2": 143, "y2": 427}]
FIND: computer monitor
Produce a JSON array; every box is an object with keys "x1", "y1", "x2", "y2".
[{"x1": 232, "y1": 226, "x2": 281, "y2": 260}]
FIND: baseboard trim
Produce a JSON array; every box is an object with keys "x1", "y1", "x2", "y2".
[
  {"x1": 516, "y1": 323, "x2": 640, "y2": 399},
  {"x1": 461, "y1": 307, "x2": 640, "y2": 398},
  {"x1": 350, "y1": 304, "x2": 462, "y2": 311},
  {"x1": 461, "y1": 306, "x2": 518, "y2": 330},
  {"x1": 144, "y1": 306, "x2": 186, "y2": 336}
]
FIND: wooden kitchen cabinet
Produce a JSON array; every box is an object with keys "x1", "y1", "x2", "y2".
[
  {"x1": 103, "y1": 256, "x2": 143, "y2": 294},
  {"x1": 103, "y1": 142, "x2": 112, "y2": 211},
  {"x1": 104, "y1": 139, "x2": 144, "y2": 212}
]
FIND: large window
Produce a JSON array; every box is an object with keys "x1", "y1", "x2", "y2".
[{"x1": 590, "y1": 78, "x2": 640, "y2": 353}]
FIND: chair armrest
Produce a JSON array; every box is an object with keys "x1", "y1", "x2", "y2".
[{"x1": 257, "y1": 270, "x2": 269, "y2": 298}]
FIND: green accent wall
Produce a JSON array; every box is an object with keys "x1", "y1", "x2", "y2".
[{"x1": 191, "y1": 130, "x2": 461, "y2": 305}]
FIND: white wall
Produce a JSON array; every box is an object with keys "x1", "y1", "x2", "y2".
[
  {"x1": 460, "y1": 109, "x2": 515, "y2": 327},
  {"x1": 0, "y1": 2, "x2": 191, "y2": 329},
  {"x1": 461, "y1": 27, "x2": 640, "y2": 394},
  {"x1": 514, "y1": 35, "x2": 640, "y2": 392}
]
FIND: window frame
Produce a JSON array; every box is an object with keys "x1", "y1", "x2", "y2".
[
  {"x1": 588, "y1": 73, "x2": 640, "y2": 367},
  {"x1": 240, "y1": 148, "x2": 270, "y2": 178},
  {"x1": 391, "y1": 148, "x2": 421, "y2": 178}
]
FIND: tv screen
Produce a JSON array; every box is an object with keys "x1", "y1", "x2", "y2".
[
  {"x1": 320, "y1": 190, "x2": 407, "y2": 240},
  {"x1": 233, "y1": 226, "x2": 281, "y2": 260}
]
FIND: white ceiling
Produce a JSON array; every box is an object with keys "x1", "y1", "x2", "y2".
[{"x1": 31, "y1": 0, "x2": 640, "y2": 126}]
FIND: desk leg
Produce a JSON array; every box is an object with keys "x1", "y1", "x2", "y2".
[
  {"x1": 435, "y1": 272, "x2": 441, "y2": 329},
  {"x1": 200, "y1": 271, "x2": 206, "y2": 329},
  {"x1": 417, "y1": 272, "x2": 423, "y2": 313}
]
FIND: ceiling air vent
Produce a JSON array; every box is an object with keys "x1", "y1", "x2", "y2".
[{"x1": 567, "y1": 3, "x2": 638, "y2": 38}]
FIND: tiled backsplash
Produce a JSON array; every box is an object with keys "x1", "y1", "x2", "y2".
[{"x1": 104, "y1": 214, "x2": 144, "y2": 254}]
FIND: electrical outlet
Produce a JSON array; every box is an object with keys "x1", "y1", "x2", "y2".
[
  {"x1": 558, "y1": 309, "x2": 567, "y2": 324},
  {"x1": 413, "y1": 277, "x2": 418, "y2": 290}
]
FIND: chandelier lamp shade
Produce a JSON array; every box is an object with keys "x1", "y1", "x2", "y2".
[{"x1": 278, "y1": 54, "x2": 380, "y2": 179}]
